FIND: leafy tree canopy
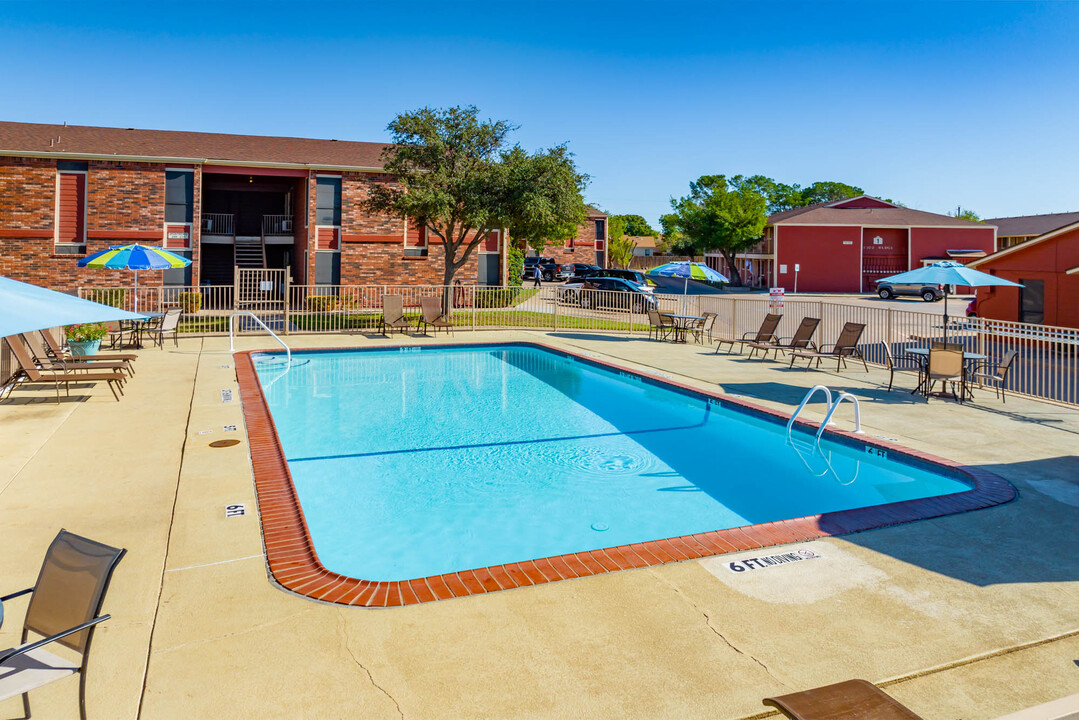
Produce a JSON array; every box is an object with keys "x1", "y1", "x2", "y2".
[
  {"x1": 949, "y1": 206, "x2": 982, "y2": 222},
  {"x1": 364, "y1": 105, "x2": 588, "y2": 295},
  {"x1": 739, "y1": 176, "x2": 866, "y2": 214},
  {"x1": 665, "y1": 175, "x2": 768, "y2": 286},
  {"x1": 610, "y1": 214, "x2": 656, "y2": 237}
]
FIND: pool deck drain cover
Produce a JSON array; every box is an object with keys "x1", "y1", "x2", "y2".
[{"x1": 209, "y1": 439, "x2": 241, "y2": 448}]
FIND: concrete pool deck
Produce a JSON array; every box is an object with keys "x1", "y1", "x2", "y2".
[{"x1": 1, "y1": 330, "x2": 1077, "y2": 719}]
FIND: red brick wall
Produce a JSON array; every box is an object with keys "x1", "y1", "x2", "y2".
[
  {"x1": 338, "y1": 240, "x2": 479, "y2": 285},
  {"x1": 87, "y1": 160, "x2": 164, "y2": 231},
  {"x1": 0, "y1": 157, "x2": 54, "y2": 230},
  {"x1": 529, "y1": 215, "x2": 608, "y2": 268}
]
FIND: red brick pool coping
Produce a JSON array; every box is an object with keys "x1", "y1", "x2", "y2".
[{"x1": 233, "y1": 341, "x2": 1016, "y2": 607}]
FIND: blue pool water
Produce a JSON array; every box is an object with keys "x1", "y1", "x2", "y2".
[{"x1": 253, "y1": 344, "x2": 970, "y2": 581}]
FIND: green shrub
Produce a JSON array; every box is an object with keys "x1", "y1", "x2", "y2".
[
  {"x1": 87, "y1": 288, "x2": 126, "y2": 308},
  {"x1": 177, "y1": 291, "x2": 202, "y2": 313},
  {"x1": 305, "y1": 295, "x2": 339, "y2": 311},
  {"x1": 506, "y1": 243, "x2": 525, "y2": 288}
]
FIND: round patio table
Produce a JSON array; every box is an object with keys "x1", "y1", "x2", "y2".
[
  {"x1": 661, "y1": 314, "x2": 704, "y2": 343},
  {"x1": 119, "y1": 312, "x2": 164, "y2": 349},
  {"x1": 907, "y1": 347, "x2": 987, "y2": 399}
]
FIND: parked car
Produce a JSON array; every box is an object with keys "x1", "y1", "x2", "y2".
[
  {"x1": 522, "y1": 256, "x2": 559, "y2": 281},
  {"x1": 591, "y1": 268, "x2": 653, "y2": 287},
  {"x1": 558, "y1": 276, "x2": 658, "y2": 312},
  {"x1": 557, "y1": 263, "x2": 600, "y2": 281},
  {"x1": 875, "y1": 280, "x2": 944, "y2": 302}
]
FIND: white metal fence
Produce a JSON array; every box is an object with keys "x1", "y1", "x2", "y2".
[{"x1": 72, "y1": 284, "x2": 1078, "y2": 406}]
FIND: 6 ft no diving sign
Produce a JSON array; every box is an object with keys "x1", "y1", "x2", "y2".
[{"x1": 727, "y1": 548, "x2": 821, "y2": 573}]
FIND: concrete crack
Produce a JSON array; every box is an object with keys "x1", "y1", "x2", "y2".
[
  {"x1": 648, "y1": 568, "x2": 788, "y2": 689},
  {"x1": 337, "y1": 613, "x2": 405, "y2": 720}
]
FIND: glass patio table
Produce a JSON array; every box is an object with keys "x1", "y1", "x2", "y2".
[{"x1": 661, "y1": 314, "x2": 704, "y2": 343}]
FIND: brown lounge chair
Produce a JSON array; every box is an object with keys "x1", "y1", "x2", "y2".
[
  {"x1": 0, "y1": 529, "x2": 126, "y2": 720},
  {"x1": 714, "y1": 313, "x2": 782, "y2": 354},
  {"x1": 788, "y1": 322, "x2": 869, "y2": 371},
  {"x1": 748, "y1": 317, "x2": 820, "y2": 361},
  {"x1": 20, "y1": 333, "x2": 133, "y2": 378},
  {"x1": 417, "y1": 297, "x2": 454, "y2": 335},
  {"x1": 2, "y1": 337, "x2": 126, "y2": 403},
  {"x1": 763, "y1": 678, "x2": 924, "y2": 719},
  {"x1": 39, "y1": 328, "x2": 137, "y2": 368},
  {"x1": 378, "y1": 295, "x2": 412, "y2": 335}
]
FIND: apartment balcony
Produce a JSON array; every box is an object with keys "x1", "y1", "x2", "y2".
[{"x1": 200, "y1": 213, "x2": 295, "y2": 242}]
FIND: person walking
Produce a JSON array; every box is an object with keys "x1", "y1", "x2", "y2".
[{"x1": 532, "y1": 263, "x2": 542, "y2": 287}]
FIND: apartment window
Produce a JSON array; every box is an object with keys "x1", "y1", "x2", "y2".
[
  {"x1": 55, "y1": 166, "x2": 87, "y2": 251},
  {"x1": 165, "y1": 170, "x2": 194, "y2": 223},
  {"x1": 594, "y1": 219, "x2": 606, "y2": 240},
  {"x1": 315, "y1": 176, "x2": 342, "y2": 226},
  {"x1": 1019, "y1": 279, "x2": 1045, "y2": 325}
]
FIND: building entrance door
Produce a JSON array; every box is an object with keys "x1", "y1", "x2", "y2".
[{"x1": 861, "y1": 228, "x2": 909, "y2": 292}]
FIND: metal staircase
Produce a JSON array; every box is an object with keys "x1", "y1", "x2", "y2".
[{"x1": 233, "y1": 234, "x2": 266, "y2": 269}]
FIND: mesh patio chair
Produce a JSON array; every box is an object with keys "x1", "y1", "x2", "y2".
[
  {"x1": 2, "y1": 337, "x2": 125, "y2": 403},
  {"x1": 39, "y1": 328, "x2": 138, "y2": 369},
  {"x1": 0, "y1": 530, "x2": 126, "y2": 720},
  {"x1": 378, "y1": 295, "x2": 412, "y2": 335},
  {"x1": 646, "y1": 309, "x2": 675, "y2": 341},
  {"x1": 748, "y1": 317, "x2": 820, "y2": 361},
  {"x1": 713, "y1": 313, "x2": 782, "y2": 354},
  {"x1": 145, "y1": 307, "x2": 182, "y2": 349},
  {"x1": 687, "y1": 312, "x2": 717, "y2": 344},
  {"x1": 925, "y1": 345, "x2": 966, "y2": 402},
  {"x1": 763, "y1": 679, "x2": 924, "y2": 720},
  {"x1": 971, "y1": 349, "x2": 1018, "y2": 404},
  {"x1": 881, "y1": 341, "x2": 923, "y2": 391},
  {"x1": 788, "y1": 322, "x2": 868, "y2": 371},
  {"x1": 417, "y1": 296, "x2": 454, "y2": 335}
]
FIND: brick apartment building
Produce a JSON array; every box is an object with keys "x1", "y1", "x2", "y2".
[
  {"x1": 0, "y1": 121, "x2": 607, "y2": 292},
  {"x1": 705, "y1": 196, "x2": 997, "y2": 293}
]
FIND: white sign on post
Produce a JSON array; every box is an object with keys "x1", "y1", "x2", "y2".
[{"x1": 769, "y1": 287, "x2": 785, "y2": 312}]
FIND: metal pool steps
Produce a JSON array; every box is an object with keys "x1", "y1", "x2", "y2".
[{"x1": 786, "y1": 384, "x2": 865, "y2": 445}]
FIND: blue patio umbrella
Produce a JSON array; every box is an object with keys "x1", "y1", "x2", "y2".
[
  {"x1": 0, "y1": 275, "x2": 145, "y2": 338},
  {"x1": 877, "y1": 261, "x2": 1023, "y2": 342},
  {"x1": 77, "y1": 244, "x2": 192, "y2": 312},
  {"x1": 648, "y1": 261, "x2": 729, "y2": 313}
]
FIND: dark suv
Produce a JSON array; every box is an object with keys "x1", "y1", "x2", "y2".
[
  {"x1": 557, "y1": 263, "x2": 600, "y2": 281},
  {"x1": 522, "y1": 257, "x2": 559, "y2": 281}
]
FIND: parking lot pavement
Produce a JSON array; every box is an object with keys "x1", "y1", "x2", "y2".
[{"x1": 786, "y1": 292, "x2": 976, "y2": 317}]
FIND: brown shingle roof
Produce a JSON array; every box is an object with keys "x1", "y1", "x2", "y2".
[
  {"x1": 627, "y1": 235, "x2": 655, "y2": 248},
  {"x1": 585, "y1": 205, "x2": 608, "y2": 218},
  {"x1": 769, "y1": 204, "x2": 990, "y2": 228},
  {"x1": 985, "y1": 211, "x2": 1079, "y2": 238},
  {"x1": 0, "y1": 120, "x2": 389, "y2": 169}
]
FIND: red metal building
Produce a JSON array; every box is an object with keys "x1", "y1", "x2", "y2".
[
  {"x1": 969, "y1": 220, "x2": 1079, "y2": 328},
  {"x1": 707, "y1": 196, "x2": 996, "y2": 293}
]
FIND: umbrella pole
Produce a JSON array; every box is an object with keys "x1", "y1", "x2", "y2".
[
  {"x1": 942, "y1": 287, "x2": 948, "y2": 344},
  {"x1": 682, "y1": 275, "x2": 688, "y2": 315},
  {"x1": 133, "y1": 268, "x2": 139, "y2": 313}
]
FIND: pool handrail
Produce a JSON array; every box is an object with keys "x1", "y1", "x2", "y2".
[
  {"x1": 815, "y1": 392, "x2": 865, "y2": 442},
  {"x1": 229, "y1": 312, "x2": 291, "y2": 367},
  {"x1": 786, "y1": 385, "x2": 833, "y2": 441}
]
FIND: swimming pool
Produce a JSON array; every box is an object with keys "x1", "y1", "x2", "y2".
[{"x1": 238, "y1": 342, "x2": 1013, "y2": 605}]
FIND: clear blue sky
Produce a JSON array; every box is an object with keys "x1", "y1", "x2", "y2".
[{"x1": 3, "y1": 1, "x2": 1077, "y2": 226}]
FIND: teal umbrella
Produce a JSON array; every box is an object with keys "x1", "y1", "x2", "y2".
[{"x1": 877, "y1": 261, "x2": 1023, "y2": 342}]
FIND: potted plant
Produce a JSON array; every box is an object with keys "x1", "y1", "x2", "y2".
[{"x1": 66, "y1": 322, "x2": 109, "y2": 356}]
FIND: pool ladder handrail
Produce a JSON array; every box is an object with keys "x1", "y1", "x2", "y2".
[
  {"x1": 786, "y1": 385, "x2": 865, "y2": 445},
  {"x1": 228, "y1": 311, "x2": 291, "y2": 367}
]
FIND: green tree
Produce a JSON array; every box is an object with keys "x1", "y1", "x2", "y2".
[
  {"x1": 610, "y1": 213, "x2": 656, "y2": 237},
  {"x1": 500, "y1": 145, "x2": 589, "y2": 254},
  {"x1": 949, "y1": 206, "x2": 982, "y2": 222},
  {"x1": 739, "y1": 176, "x2": 864, "y2": 214},
  {"x1": 607, "y1": 215, "x2": 634, "y2": 268},
  {"x1": 666, "y1": 175, "x2": 767, "y2": 286},
  {"x1": 364, "y1": 105, "x2": 587, "y2": 304},
  {"x1": 798, "y1": 181, "x2": 864, "y2": 206},
  {"x1": 659, "y1": 212, "x2": 683, "y2": 252}
]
